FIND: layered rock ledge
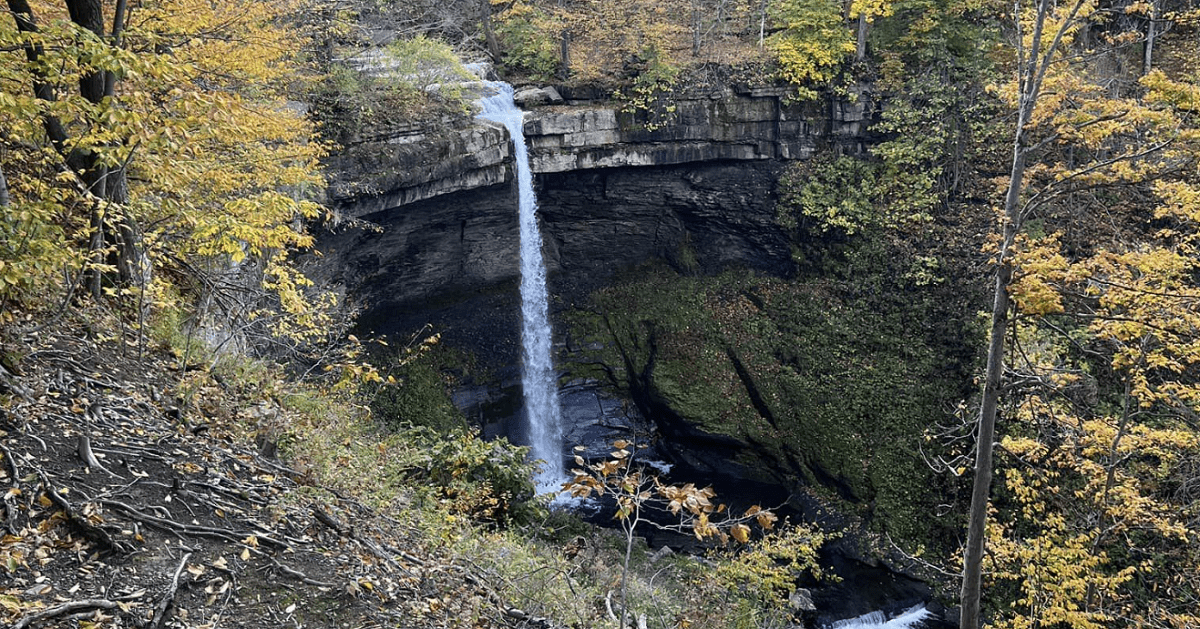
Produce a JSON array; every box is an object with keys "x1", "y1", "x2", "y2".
[{"x1": 327, "y1": 84, "x2": 873, "y2": 218}]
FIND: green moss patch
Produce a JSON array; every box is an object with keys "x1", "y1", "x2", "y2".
[{"x1": 568, "y1": 264, "x2": 970, "y2": 545}]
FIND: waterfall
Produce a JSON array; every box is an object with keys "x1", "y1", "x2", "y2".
[
  {"x1": 828, "y1": 605, "x2": 932, "y2": 629},
  {"x1": 477, "y1": 82, "x2": 565, "y2": 493}
]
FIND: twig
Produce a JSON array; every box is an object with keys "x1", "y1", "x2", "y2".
[
  {"x1": 78, "y1": 433, "x2": 119, "y2": 477},
  {"x1": 38, "y1": 472, "x2": 122, "y2": 553},
  {"x1": 148, "y1": 552, "x2": 191, "y2": 629},
  {"x1": 100, "y1": 499, "x2": 286, "y2": 548},
  {"x1": 0, "y1": 440, "x2": 19, "y2": 534},
  {"x1": 605, "y1": 589, "x2": 620, "y2": 623},
  {"x1": 309, "y1": 504, "x2": 412, "y2": 577},
  {"x1": 12, "y1": 599, "x2": 120, "y2": 629},
  {"x1": 310, "y1": 503, "x2": 345, "y2": 533},
  {"x1": 270, "y1": 558, "x2": 337, "y2": 588}
]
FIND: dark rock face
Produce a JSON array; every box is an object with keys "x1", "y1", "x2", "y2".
[
  {"x1": 311, "y1": 160, "x2": 794, "y2": 365},
  {"x1": 541, "y1": 161, "x2": 794, "y2": 289},
  {"x1": 307, "y1": 181, "x2": 524, "y2": 367}
]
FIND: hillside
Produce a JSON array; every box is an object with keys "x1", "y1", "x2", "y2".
[
  {"x1": 5, "y1": 0, "x2": 1200, "y2": 627},
  {"x1": 0, "y1": 313, "x2": 538, "y2": 629}
]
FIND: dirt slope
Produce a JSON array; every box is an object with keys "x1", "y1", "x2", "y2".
[{"x1": 0, "y1": 320, "x2": 542, "y2": 629}]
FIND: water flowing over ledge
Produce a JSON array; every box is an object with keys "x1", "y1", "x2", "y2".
[
  {"x1": 476, "y1": 82, "x2": 565, "y2": 494},
  {"x1": 829, "y1": 605, "x2": 933, "y2": 629}
]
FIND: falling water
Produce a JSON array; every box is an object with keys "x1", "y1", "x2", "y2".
[
  {"x1": 477, "y1": 82, "x2": 564, "y2": 493},
  {"x1": 828, "y1": 605, "x2": 933, "y2": 629}
]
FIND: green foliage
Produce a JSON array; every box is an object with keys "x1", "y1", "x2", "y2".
[
  {"x1": 385, "y1": 34, "x2": 478, "y2": 111},
  {"x1": 419, "y1": 429, "x2": 543, "y2": 526},
  {"x1": 868, "y1": 0, "x2": 1002, "y2": 224},
  {"x1": 368, "y1": 342, "x2": 466, "y2": 434},
  {"x1": 871, "y1": 0, "x2": 995, "y2": 72},
  {"x1": 494, "y1": 0, "x2": 562, "y2": 80},
  {"x1": 711, "y1": 524, "x2": 833, "y2": 606},
  {"x1": 767, "y1": 0, "x2": 856, "y2": 99},
  {"x1": 777, "y1": 154, "x2": 882, "y2": 237},
  {"x1": 614, "y1": 44, "x2": 682, "y2": 130}
]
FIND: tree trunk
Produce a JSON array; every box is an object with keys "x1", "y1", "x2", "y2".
[
  {"x1": 959, "y1": 166, "x2": 1020, "y2": 629},
  {"x1": 960, "y1": 0, "x2": 1091, "y2": 623},
  {"x1": 559, "y1": 31, "x2": 571, "y2": 79},
  {"x1": 758, "y1": 0, "x2": 767, "y2": 47},
  {"x1": 0, "y1": 163, "x2": 10, "y2": 208},
  {"x1": 961, "y1": 1, "x2": 1063, "y2": 624},
  {"x1": 557, "y1": 0, "x2": 570, "y2": 80},
  {"x1": 65, "y1": 0, "x2": 107, "y2": 102},
  {"x1": 1143, "y1": 0, "x2": 1157, "y2": 76},
  {"x1": 480, "y1": 0, "x2": 501, "y2": 64},
  {"x1": 7, "y1": 0, "x2": 71, "y2": 152},
  {"x1": 8, "y1": 0, "x2": 144, "y2": 296},
  {"x1": 856, "y1": 13, "x2": 868, "y2": 61},
  {"x1": 65, "y1": 0, "x2": 142, "y2": 294}
]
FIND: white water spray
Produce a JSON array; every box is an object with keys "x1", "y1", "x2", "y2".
[
  {"x1": 828, "y1": 605, "x2": 933, "y2": 629},
  {"x1": 477, "y1": 82, "x2": 565, "y2": 493}
]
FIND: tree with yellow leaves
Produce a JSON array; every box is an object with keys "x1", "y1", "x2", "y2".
[
  {"x1": 1, "y1": 0, "x2": 328, "y2": 343},
  {"x1": 977, "y1": 231, "x2": 1200, "y2": 628},
  {"x1": 956, "y1": 0, "x2": 1200, "y2": 624},
  {"x1": 766, "y1": 0, "x2": 857, "y2": 98}
]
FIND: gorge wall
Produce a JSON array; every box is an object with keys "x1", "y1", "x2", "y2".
[
  {"x1": 310, "y1": 84, "x2": 970, "y2": 620},
  {"x1": 316, "y1": 83, "x2": 875, "y2": 324},
  {"x1": 308, "y1": 80, "x2": 881, "y2": 463}
]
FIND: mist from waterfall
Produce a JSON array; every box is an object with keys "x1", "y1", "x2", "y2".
[{"x1": 477, "y1": 82, "x2": 565, "y2": 493}]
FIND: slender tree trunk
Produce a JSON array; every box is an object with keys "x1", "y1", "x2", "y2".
[
  {"x1": 0, "y1": 163, "x2": 10, "y2": 208},
  {"x1": 7, "y1": 0, "x2": 71, "y2": 151},
  {"x1": 556, "y1": 0, "x2": 570, "y2": 80},
  {"x1": 959, "y1": 153, "x2": 1021, "y2": 629},
  {"x1": 1143, "y1": 0, "x2": 1158, "y2": 76},
  {"x1": 480, "y1": 0, "x2": 501, "y2": 64},
  {"x1": 106, "y1": 0, "x2": 128, "y2": 96},
  {"x1": 758, "y1": 0, "x2": 767, "y2": 47},
  {"x1": 959, "y1": 1, "x2": 1089, "y2": 625},
  {"x1": 856, "y1": 13, "x2": 868, "y2": 60},
  {"x1": 559, "y1": 31, "x2": 571, "y2": 79}
]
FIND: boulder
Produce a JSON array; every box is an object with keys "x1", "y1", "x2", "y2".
[
  {"x1": 789, "y1": 588, "x2": 817, "y2": 613},
  {"x1": 513, "y1": 86, "x2": 564, "y2": 107}
]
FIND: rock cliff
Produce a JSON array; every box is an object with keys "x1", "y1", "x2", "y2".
[
  {"x1": 308, "y1": 81, "x2": 877, "y2": 475},
  {"x1": 325, "y1": 84, "x2": 873, "y2": 219}
]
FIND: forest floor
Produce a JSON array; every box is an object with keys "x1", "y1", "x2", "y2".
[{"x1": 0, "y1": 313, "x2": 559, "y2": 629}]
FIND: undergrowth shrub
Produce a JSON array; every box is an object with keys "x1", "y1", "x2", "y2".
[{"x1": 494, "y1": 0, "x2": 562, "y2": 80}]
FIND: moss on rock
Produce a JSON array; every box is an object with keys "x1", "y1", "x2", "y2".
[{"x1": 567, "y1": 263, "x2": 972, "y2": 546}]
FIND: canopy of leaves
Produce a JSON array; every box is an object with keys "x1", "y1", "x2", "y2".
[{"x1": 1, "y1": 0, "x2": 328, "y2": 343}]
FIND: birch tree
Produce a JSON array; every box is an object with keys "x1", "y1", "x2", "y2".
[{"x1": 960, "y1": 0, "x2": 1200, "y2": 625}]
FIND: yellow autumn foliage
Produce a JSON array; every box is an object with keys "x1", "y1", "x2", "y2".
[
  {"x1": 767, "y1": 0, "x2": 856, "y2": 99},
  {"x1": 0, "y1": 0, "x2": 329, "y2": 338}
]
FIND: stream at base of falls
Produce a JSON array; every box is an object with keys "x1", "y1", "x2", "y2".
[{"x1": 829, "y1": 605, "x2": 933, "y2": 629}]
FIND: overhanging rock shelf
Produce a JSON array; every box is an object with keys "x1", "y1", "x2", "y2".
[{"x1": 326, "y1": 84, "x2": 874, "y2": 219}]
